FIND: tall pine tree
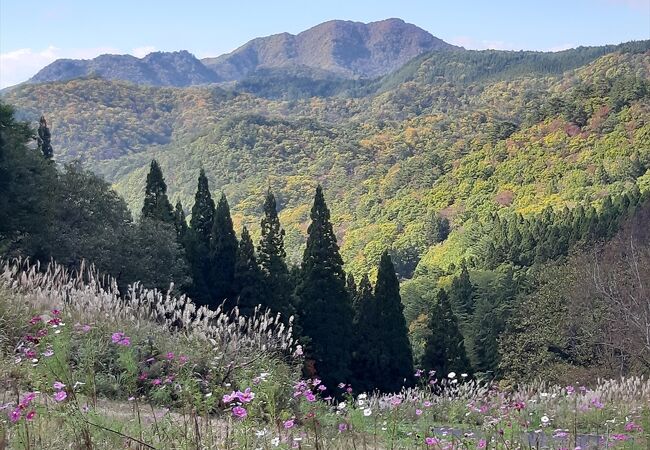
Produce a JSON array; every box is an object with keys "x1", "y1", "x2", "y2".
[
  {"x1": 448, "y1": 262, "x2": 474, "y2": 321},
  {"x1": 174, "y1": 200, "x2": 188, "y2": 242},
  {"x1": 234, "y1": 226, "x2": 265, "y2": 318},
  {"x1": 258, "y1": 190, "x2": 295, "y2": 321},
  {"x1": 187, "y1": 169, "x2": 216, "y2": 305},
  {"x1": 210, "y1": 193, "x2": 238, "y2": 310},
  {"x1": 37, "y1": 115, "x2": 53, "y2": 160},
  {"x1": 141, "y1": 160, "x2": 174, "y2": 224},
  {"x1": 374, "y1": 251, "x2": 414, "y2": 392},
  {"x1": 422, "y1": 289, "x2": 472, "y2": 378},
  {"x1": 296, "y1": 186, "x2": 354, "y2": 390},
  {"x1": 350, "y1": 274, "x2": 380, "y2": 393}
]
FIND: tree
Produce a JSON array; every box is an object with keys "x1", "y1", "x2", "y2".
[
  {"x1": 187, "y1": 169, "x2": 216, "y2": 306},
  {"x1": 448, "y1": 262, "x2": 474, "y2": 321},
  {"x1": 346, "y1": 273, "x2": 357, "y2": 300},
  {"x1": 374, "y1": 251, "x2": 414, "y2": 392},
  {"x1": 422, "y1": 289, "x2": 472, "y2": 378},
  {"x1": 296, "y1": 186, "x2": 354, "y2": 390},
  {"x1": 174, "y1": 200, "x2": 188, "y2": 242},
  {"x1": 258, "y1": 190, "x2": 295, "y2": 321},
  {"x1": 37, "y1": 115, "x2": 53, "y2": 159},
  {"x1": 233, "y1": 226, "x2": 265, "y2": 318},
  {"x1": 210, "y1": 193, "x2": 238, "y2": 310},
  {"x1": 141, "y1": 160, "x2": 174, "y2": 224},
  {"x1": 350, "y1": 274, "x2": 380, "y2": 393}
]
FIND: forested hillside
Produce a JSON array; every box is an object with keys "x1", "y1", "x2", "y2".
[{"x1": 2, "y1": 40, "x2": 650, "y2": 383}]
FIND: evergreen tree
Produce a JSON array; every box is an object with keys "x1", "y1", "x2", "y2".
[
  {"x1": 258, "y1": 190, "x2": 295, "y2": 321},
  {"x1": 296, "y1": 186, "x2": 354, "y2": 390},
  {"x1": 346, "y1": 273, "x2": 357, "y2": 300},
  {"x1": 210, "y1": 193, "x2": 238, "y2": 310},
  {"x1": 374, "y1": 251, "x2": 414, "y2": 392},
  {"x1": 422, "y1": 289, "x2": 472, "y2": 378},
  {"x1": 350, "y1": 274, "x2": 380, "y2": 393},
  {"x1": 141, "y1": 160, "x2": 174, "y2": 224},
  {"x1": 187, "y1": 169, "x2": 216, "y2": 305},
  {"x1": 174, "y1": 200, "x2": 188, "y2": 242},
  {"x1": 448, "y1": 263, "x2": 474, "y2": 321},
  {"x1": 37, "y1": 115, "x2": 53, "y2": 159},
  {"x1": 234, "y1": 226, "x2": 265, "y2": 318}
]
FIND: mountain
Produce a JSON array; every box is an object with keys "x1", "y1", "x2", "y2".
[
  {"x1": 3, "y1": 42, "x2": 649, "y2": 275},
  {"x1": 28, "y1": 50, "x2": 220, "y2": 87},
  {"x1": 201, "y1": 18, "x2": 458, "y2": 80}
]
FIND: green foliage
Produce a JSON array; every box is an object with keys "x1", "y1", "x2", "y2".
[
  {"x1": 233, "y1": 226, "x2": 265, "y2": 317},
  {"x1": 421, "y1": 289, "x2": 472, "y2": 377},
  {"x1": 141, "y1": 159, "x2": 175, "y2": 224},
  {"x1": 296, "y1": 186, "x2": 354, "y2": 389},
  {"x1": 210, "y1": 193, "x2": 238, "y2": 310},
  {"x1": 373, "y1": 251, "x2": 414, "y2": 392},
  {"x1": 258, "y1": 191, "x2": 295, "y2": 322}
]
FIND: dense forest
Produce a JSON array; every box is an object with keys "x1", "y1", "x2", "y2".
[{"x1": 2, "y1": 40, "x2": 650, "y2": 390}]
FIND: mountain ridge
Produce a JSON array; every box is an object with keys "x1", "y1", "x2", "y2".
[{"x1": 201, "y1": 18, "x2": 459, "y2": 80}]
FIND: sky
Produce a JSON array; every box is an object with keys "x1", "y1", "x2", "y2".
[{"x1": 1, "y1": 0, "x2": 649, "y2": 88}]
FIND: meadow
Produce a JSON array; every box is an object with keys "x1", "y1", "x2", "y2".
[{"x1": 1, "y1": 259, "x2": 647, "y2": 449}]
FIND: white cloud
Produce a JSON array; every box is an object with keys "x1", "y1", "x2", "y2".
[
  {"x1": 132, "y1": 45, "x2": 157, "y2": 58},
  {"x1": 0, "y1": 45, "x2": 120, "y2": 89},
  {"x1": 449, "y1": 36, "x2": 523, "y2": 51},
  {"x1": 546, "y1": 43, "x2": 577, "y2": 52}
]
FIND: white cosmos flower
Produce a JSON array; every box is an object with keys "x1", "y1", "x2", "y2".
[
  {"x1": 337, "y1": 402, "x2": 346, "y2": 410},
  {"x1": 541, "y1": 415, "x2": 550, "y2": 424},
  {"x1": 363, "y1": 408, "x2": 372, "y2": 416},
  {"x1": 358, "y1": 393, "x2": 367, "y2": 400},
  {"x1": 271, "y1": 437, "x2": 280, "y2": 446},
  {"x1": 448, "y1": 372, "x2": 456, "y2": 379}
]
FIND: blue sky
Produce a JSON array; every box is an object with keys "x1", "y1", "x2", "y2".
[{"x1": 1, "y1": 0, "x2": 649, "y2": 88}]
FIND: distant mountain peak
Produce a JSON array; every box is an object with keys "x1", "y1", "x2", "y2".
[
  {"x1": 28, "y1": 50, "x2": 220, "y2": 87},
  {"x1": 202, "y1": 18, "x2": 458, "y2": 81}
]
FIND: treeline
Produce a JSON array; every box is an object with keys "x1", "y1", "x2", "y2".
[{"x1": 0, "y1": 104, "x2": 422, "y2": 393}]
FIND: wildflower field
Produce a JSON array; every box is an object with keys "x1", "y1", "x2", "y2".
[{"x1": 1, "y1": 260, "x2": 648, "y2": 449}]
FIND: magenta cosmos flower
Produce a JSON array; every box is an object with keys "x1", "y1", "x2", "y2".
[
  {"x1": 283, "y1": 419, "x2": 295, "y2": 429},
  {"x1": 54, "y1": 391, "x2": 67, "y2": 402},
  {"x1": 425, "y1": 437, "x2": 439, "y2": 446},
  {"x1": 236, "y1": 388, "x2": 255, "y2": 403},
  {"x1": 111, "y1": 332, "x2": 131, "y2": 346},
  {"x1": 232, "y1": 406, "x2": 247, "y2": 418},
  {"x1": 9, "y1": 408, "x2": 21, "y2": 423},
  {"x1": 26, "y1": 410, "x2": 36, "y2": 421}
]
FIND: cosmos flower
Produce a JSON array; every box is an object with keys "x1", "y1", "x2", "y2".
[
  {"x1": 54, "y1": 391, "x2": 67, "y2": 402},
  {"x1": 232, "y1": 406, "x2": 247, "y2": 419}
]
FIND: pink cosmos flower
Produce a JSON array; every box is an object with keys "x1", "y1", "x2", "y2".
[
  {"x1": 236, "y1": 388, "x2": 255, "y2": 403},
  {"x1": 318, "y1": 385, "x2": 327, "y2": 391},
  {"x1": 26, "y1": 410, "x2": 36, "y2": 421},
  {"x1": 425, "y1": 437, "x2": 439, "y2": 446},
  {"x1": 477, "y1": 439, "x2": 487, "y2": 449},
  {"x1": 138, "y1": 372, "x2": 148, "y2": 381},
  {"x1": 423, "y1": 401, "x2": 432, "y2": 407},
  {"x1": 43, "y1": 348, "x2": 54, "y2": 357},
  {"x1": 338, "y1": 423, "x2": 348, "y2": 432},
  {"x1": 179, "y1": 355, "x2": 189, "y2": 364},
  {"x1": 111, "y1": 332, "x2": 130, "y2": 346},
  {"x1": 53, "y1": 381, "x2": 66, "y2": 391},
  {"x1": 151, "y1": 379, "x2": 162, "y2": 386},
  {"x1": 625, "y1": 421, "x2": 642, "y2": 432},
  {"x1": 47, "y1": 317, "x2": 61, "y2": 326},
  {"x1": 9, "y1": 408, "x2": 21, "y2": 422},
  {"x1": 416, "y1": 409, "x2": 423, "y2": 416},
  {"x1": 36, "y1": 328, "x2": 48, "y2": 338},
  {"x1": 611, "y1": 434, "x2": 629, "y2": 441},
  {"x1": 232, "y1": 406, "x2": 247, "y2": 419},
  {"x1": 305, "y1": 391, "x2": 316, "y2": 402},
  {"x1": 284, "y1": 419, "x2": 295, "y2": 429},
  {"x1": 51, "y1": 309, "x2": 61, "y2": 316},
  {"x1": 312, "y1": 378, "x2": 321, "y2": 386},
  {"x1": 29, "y1": 315, "x2": 42, "y2": 325},
  {"x1": 222, "y1": 391, "x2": 237, "y2": 403},
  {"x1": 166, "y1": 352, "x2": 174, "y2": 360},
  {"x1": 22, "y1": 392, "x2": 36, "y2": 406},
  {"x1": 54, "y1": 391, "x2": 67, "y2": 402}
]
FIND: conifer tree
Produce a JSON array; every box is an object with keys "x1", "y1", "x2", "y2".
[
  {"x1": 422, "y1": 289, "x2": 472, "y2": 378},
  {"x1": 174, "y1": 200, "x2": 188, "y2": 242},
  {"x1": 37, "y1": 115, "x2": 53, "y2": 159},
  {"x1": 187, "y1": 169, "x2": 216, "y2": 305},
  {"x1": 350, "y1": 274, "x2": 379, "y2": 393},
  {"x1": 346, "y1": 273, "x2": 357, "y2": 300},
  {"x1": 374, "y1": 251, "x2": 414, "y2": 392},
  {"x1": 448, "y1": 262, "x2": 474, "y2": 321},
  {"x1": 258, "y1": 190, "x2": 295, "y2": 321},
  {"x1": 141, "y1": 160, "x2": 174, "y2": 224},
  {"x1": 234, "y1": 226, "x2": 265, "y2": 318},
  {"x1": 296, "y1": 186, "x2": 354, "y2": 390},
  {"x1": 210, "y1": 193, "x2": 238, "y2": 310}
]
